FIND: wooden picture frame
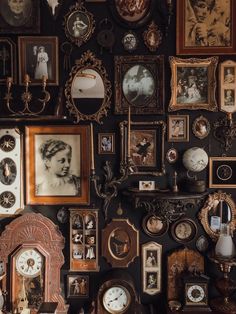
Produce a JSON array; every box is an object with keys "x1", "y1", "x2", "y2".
[
  {"x1": 98, "y1": 133, "x2": 115, "y2": 154},
  {"x1": 102, "y1": 219, "x2": 139, "y2": 268},
  {"x1": 142, "y1": 242, "x2": 162, "y2": 295},
  {"x1": 192, "y1": 115, "x2": 210, "y2": 139},
  {"x1": 109, "y1": 0, "x2": 154, "y2": 29},
  {"x1": 67, "y1": 274, "x2": 89, "y2": 298},
  {"x1": 114, "y1": 55, "x2": 164, "y2": 115},
  {"x1": 64, "y1": 2, "x2": 95, "y2": 47},
  {"x1": 176, "y1": 0, "x2": 236, "y2": 55},
  {"x1": 119, "y1": 120, "x2": 166, "y2": 176},
  {"x1": 168, "y1": 115, "x2": 189, "y2": 142},
  {"x1": 142, "y1": 214, "x2": 169, "y2": 237},
  {"x1": 0, "y1": 0, "x2": 40, "y2": 34},
  {"x1": 25, "y1": 125, "x2": 90, "y2": 205},
  {"x1": 171, "y1": 218, "x2": 197, "y2": 244},
  {"x1": 0, "y1": 38, "x2": 16, "y2": 84},
  {"x1": 168, "y1": 56, "x2": 218, "y2": 112},
  {"x1": 219, "y1": 60, "x2": 236, "y2": 114},
  {"x1": 209, "y1": 157, "x2": 236, "y2": 188},
  {"x1": 18, "y1": 36, "x2": 59, "y2": 85},
  {"x1": 70, "y1": 209, "x2": 99, "y2": 272}
]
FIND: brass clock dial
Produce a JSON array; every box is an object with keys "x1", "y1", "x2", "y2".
[
  {"x1": 103, "y1": 285, "x2": 131, "y2": 313},
  {"x1": 16, "y1": 248, "x2": 43, "y2": 278}
]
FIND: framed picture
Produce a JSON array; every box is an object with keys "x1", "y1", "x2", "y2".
[
  {"x1": 168, "y1": 115, "x2": 189, "y2": 142},
  {"x1": 102, "y1": 218, "x2": 139, "y2": 268},
  {"x1": 192, "y1": 115, "x2": 210, "y2": 139},
  {"x1": 219, "y1": 60, "x2": 236, "y2": 114},
  {"x1": 18, "y1": 36, "x2": 59, "y2": 85},
  {"x1": 176, "y1": 0, "x2": 236, "y2": 55},
  {"x1": 168, "y1": 56, "x2": 218, "y2": 112},
  {"x1": 0, "y1": 38, "x2": 16, "y2": 84},
  {"x1": 142, "y1": 214, "x2": 169, "y2": 237},
  {"x1": 196, "y1": 235, "x2": 209, "y2": 253},
  {"x1": 109, "y1": 0, "x2": 154, "y2": 29},
  {"x1": 0, "y1": 0, "x2": 40, "y2": 34},
  {"x1": 25, "y1": 125, "x2": 90, "y2": 205},
  {"x1": 142, "y1": 242, "x2": 162, "y2": 295},
  {"x1": 70, "y1": 209, "x2": 99, "y2": 272},
  {"x1": 119, "y1": 120, "x2": 166, "y2": 176},
  {"x1": 98, "y1": 133, "x2": 115, "y2": 154},
  {"x1": 139, "y1": 180, "x2": 155, "y2": 191},
  {"x1": 64, "y1": 2, "x2": 95, "y2": 47},
  {"x1": 209, "y1": 157, "x2": 236, "y2": 188},
  {"x1": 114, "y1": 55, "x2": 164, "y2": 115},
  {"x1": 67, "y1": 274, "x2": 89, "y2": 298},
  {"x1": 166, "y1": 148, "x2": 178, "y2": 164},
  {"x1": 170, "y1": 218, "x2": 197, "y2": 244},
  {"x1": 122, "y1": 31, "x2": 138, "y2": 52}
]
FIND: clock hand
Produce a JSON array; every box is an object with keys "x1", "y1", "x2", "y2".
[{"x1": 107, "y1": 292, "x2": 123, "y2": 305}]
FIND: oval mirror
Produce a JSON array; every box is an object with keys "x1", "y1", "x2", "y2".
[
  {"x1": 199, "y1": 191, "x2": 236, "y2": 241},
  {"x1": 65, "y1": 50, "x2": 111, "y2": 123}
]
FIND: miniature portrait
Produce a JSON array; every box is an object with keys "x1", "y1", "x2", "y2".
[
  {"x1": 146, "y1": 271, "x2": 158, "y2": 289},
  {"x1": 115, "y1": 0, "x2": 150, "y2": 22},
  {"x1": 224, "y1": 67, "x2": 235, "y2": 84},
  {"x1": 192, "y1": 116, "x2": 210, "y2": 139},
  {"x1": 98, "y1": 133, "x2": 115, "y2": 154},
  {"x1": 109, "y1": 228, "x2": 131, "y2": 259},
  {"x1": 166, "y1": 148, "x2": 178, "y2": 164},
  {"x1": 146, "y1": 215, "x2": 164, "y2": 234},
  {"x1": 68, "y1": 275, "x2": 89, "y2": 298},
  {"x1": 85, "y1": 246, "x2": 96, "y2": 259},
  {"x1": 224, "y1": 89, "x2": 235, "y2": 106},
  {"x1": 146, "y1": 250, "x2": 158, "y2": 267},
  {"x1": 122, "y1": 65, "x2": 155, "y2": 107},
  {"x1": 67, "y1": 12, "x2": 89, "y2": 38},
  {"x1": 122, "y1": 31, "x2": 138, "y2": 52}
]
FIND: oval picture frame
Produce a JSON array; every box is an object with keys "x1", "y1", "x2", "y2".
[
  {"x1": 192, "y1": 115, "x2": 210, "y2": 139},
  {"x1": 166, "y1": 148, "x2": 178, "y2": 164},
  {"x1": 142, "y1": 214, "x2": 169, "y2": 237},
  {"x1": 122, "y1": 30, "x2": 138, "y2": 52},
  {"x1": 196, "y1": 235, "x2": 209, "y2": 253},
  {"x1": 171, "y1": 218, "x2": 197, "y2": 244},
  {"x1": 64, "y1": 2, "x2": 95, "y2": 47}
]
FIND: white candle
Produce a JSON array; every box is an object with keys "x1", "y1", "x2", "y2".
[
  {"x1": 90, "y1": 123, "x2": 95, "y2": 171},
  {"x1": 127, "y1": 106, "x2": 131, "y2": 158}
]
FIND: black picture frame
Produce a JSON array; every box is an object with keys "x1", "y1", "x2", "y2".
[
  {"x1": 115, "y1": 55, "x2": 164, "y2": 115},
  {"x1": 0, "y1": 0, "x2": 40, "y2": 34},
  {"x1": 142, "y1": 214, "x2": 169, "y2": 237},
  {"x1": 0, "y1": 38, "x2": 16, "y2": 84},
  {"x1": 209, "y1": 157, "x2": 236, "y2": 188},
  {"x1": 171, "y1": 218, "x2": 197, "y2": 244}
]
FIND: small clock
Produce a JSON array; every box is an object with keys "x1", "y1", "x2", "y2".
[
  {"x1": 183, "y1": 273, "x2": 211, "y2": 312},
  {"x1": 16, "y1": 248, "x2": 43, "y2": 278},
  {"x1": 103, "y1": 285, "x2": 131, "y2": 313}
]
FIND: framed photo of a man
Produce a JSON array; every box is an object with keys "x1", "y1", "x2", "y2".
[
  {"x1": 0, "y1": 0, "x2": 40, "y2": 34},
  {"x1": 177, "y1": 0, "x2": 236, "y2": 55},
  {"x1": 115, "y1": 55, "x2": 164, "y2": 115},
  {"x1": 25, "y1": 125, "x2": 90, "y2": 205},
  {"x1": 18, "y1": 36, "x2": 59, "y2": 85},
  {"x1": 98, "y1": 133, "x2": 115, "y2": 154},
  {"x1": 168, "y1": 56, "x2": 218, "y2": 111}
]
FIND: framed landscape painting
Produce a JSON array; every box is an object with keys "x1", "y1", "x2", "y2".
[{"x1": 176, "y1": 0, "x2": 236, "y2": 55}]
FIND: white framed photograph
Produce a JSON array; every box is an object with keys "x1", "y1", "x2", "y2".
[{"x1": 139, "y1": 180, "x2": 155, "y2": 191}]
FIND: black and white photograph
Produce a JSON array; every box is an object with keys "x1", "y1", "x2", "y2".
[
  {"x1": 122, "y1": 65, "x2": 155, "y2": 107},
  {"x1": 224, "y1": 67, "x2": 235, "y2": 84},
  {"x1": 166, "y1": 148, "x2": 178, "y2": 164},
  {"x1": 146, "y1": 250, "x2": 158, "y2": 267},
  {"x1": 67, "y1": 12, "x2": 89, "y2": 38},
  {"x1": 0, "y1": 0, "x2": 40, "y2": 33},
  {"x1": 224, "y1": 89, "x2": 235, "y2": 106},
  {"x1": 98, "y1": 133, "x2": 115, "y2": 154},
  {"x1": 122, "y1": 31, "x2": 138, "y2": 52},
  {"x1": 67, "y1": 275, "x2": 89, "y2": 298},
  {"x1": 18, "y1": 36, "x2": 59, "y2": 85}
]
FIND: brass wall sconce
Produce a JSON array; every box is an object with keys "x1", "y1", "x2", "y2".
[{"x1": 213, "y1": 113, "x2": 236, "y2": 152}]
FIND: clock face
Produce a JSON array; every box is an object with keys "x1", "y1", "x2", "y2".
[
  {"x1": 103, "y1": 285, "x2": 131, "y2": 313},
  {"x1": 16, "y1": 249, "x2": 43, "y2": 278},
  {"x1": 186, "y1": 284, "x2": 206, "y2": 304}
]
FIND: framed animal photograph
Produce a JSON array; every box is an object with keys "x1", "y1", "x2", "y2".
[
  {"x1": 120, "y1": 120, "x2": 166, "y2": 176},
  {"x1": 114, "y1": 55, "x2": 164, "y2": 115},
  {"x1": 67, "y1": 274, "x2": 89, "y2": 298},
  {"x1": 25, "y1": 125, "x2": 90, "y2": 205},
  {"x1": 0, "y1": 0, "x2": 40, "y2": 34},
  {"x1": 168, "y1": 56, "x2": 218, "y2": 111},
  {"x1": 18, "y1": 36, "x2": 59, "y2": 85},
  {"x1": 219, "y1": 60, "x2": 236, "y2": 114},
  {"x1": 209, "y1": 157, "x2": 236, "y2": 188},
  {"x1": 0, "y1": 38, "x2": 16, "y2": 84},
  {"x1": 168, "y1": 115, "x2": 189, "y2": 142},
  {"x1": 176, "y1": 0, "x2": 236, "y2": 55},
  {"x1": 142, "y1": 242, "x2": 162, "y2": 295},
  {"x1": 98, "y1": 133, "x2": 115, "y2": 154}
]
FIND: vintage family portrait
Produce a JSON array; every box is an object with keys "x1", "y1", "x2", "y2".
[
  {"x1": 168, "y1": 115, "x2": 189, "y2": 142},
  {"x1": 98, "y1": 133, "x2": 115, "y2": 154},
  {"x1": 67, "y1": 275, "x2": 89, "y2": 298}
]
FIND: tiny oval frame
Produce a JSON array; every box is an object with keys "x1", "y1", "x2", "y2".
[
  {"x1": 122, "y1": 30, "x2": 138, "y2": 53},
  {"x1": 64, "y1": 2, "x2": 95, "y2": 47},
  {"x1": 192, "y1": 115, "x2": 210, "y2": 139},
  {"x1": 171, "y1": 218, "x2": 197, "y2": 244},
  {"x1": 166, "y1": 148, "x2": 178, "y2": 164},
  {"x1": 142, "y1": 214, "x2": 169, "y2": 237}
]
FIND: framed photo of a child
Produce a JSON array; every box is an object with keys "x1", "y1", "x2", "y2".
[
  {"x1": 67, "y1": 275, "x2": 89, "y2": 298},
  {"x1": 98, "y1": 133, "x2": 115, "y2": 154}
]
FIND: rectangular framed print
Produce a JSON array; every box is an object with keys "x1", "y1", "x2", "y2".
[
  {"x1": 18, "y1": 36, "x2": 59, "y2": 85},
  {"x1": 25, "y1": 125, "x2": 90, "y2": 205},
  {"x1": 0, "y1": 38, "x2": 16, "y2": 84},
  {"x1": 168, "y1": 115, "x2": 189, "y2": 142},
  {"x1": 98, "y1": 133, "x2": 115, "y2": 154},
  {"x1": 176, "y1": 0, "x2": 236, "y2": 55},
  {"x1": 209, "y1": 157, "x2": 236, "y2": 188},
  {"x1": 67, "y1": 274, "x2": 89, "y2": 298}
]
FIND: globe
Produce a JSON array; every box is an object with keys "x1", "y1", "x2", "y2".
[{"x1": 182, "y1": 147, "x2": 208, "y2": 173}]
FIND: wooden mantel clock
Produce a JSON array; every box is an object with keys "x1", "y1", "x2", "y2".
[{"x1": 0, "y1": 213, "x2": 68, "y2": 314}]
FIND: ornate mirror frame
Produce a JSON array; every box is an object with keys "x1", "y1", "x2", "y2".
[
  {"x1": 65, "y1": 50, "x2": 112, "y2": 124},
  {"x1": 198, "y1": 191, "x2": 236, "y2": 241}
]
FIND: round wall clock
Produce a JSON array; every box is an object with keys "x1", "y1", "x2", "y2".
[{"x1": 103, "y1": 285, "x2": 131, "y2": 313}]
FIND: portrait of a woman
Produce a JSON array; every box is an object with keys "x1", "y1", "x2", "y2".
[{"x1": 0, "y1": 0, "x2": 33, "y2": 27}]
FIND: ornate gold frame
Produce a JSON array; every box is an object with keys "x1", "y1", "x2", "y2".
[{"x1": 198, "y1": 191, "x2": 236, "y2": 241}]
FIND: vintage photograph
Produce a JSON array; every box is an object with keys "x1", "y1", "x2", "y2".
[
  {"x1": 98, "y1": 133, "x2": 115, "y2": 154},
  {"x1": 142, "y1": 214, "x2": 169, "y2": 237},
  {"x1": 224, "y1": 89, "x2": 235, "y2": 106},
  {"x1": 171, "y1": 218, "x2": 197, "y2": 244},
  {"x1": 115, "y1": 55, "x2": 164, "y2": 115},
  {"x1": 224, "y1": 67, "x2": 235, "y2": 84},
  {"x1": 25, "y1": 126, "x2": 90, "y2": 205},
  {"x1": 0, "y1": 0, "x2": 40, "y2": 34},
  {"x1": 67, "y1": 12, "x2": 89, "y2": 38},
  {"x1": 219, "y1": 60, "x2": 236, "y2": 113},
  {"x1": 168, "y1": 115, "x2": 189, "y2": 142},
  {"x1": 122, "y1": 31, "x2": 138, "y2": 52},
  {"x1": 0, "y1": 38, "x2": 16, "y2": 84},
  {"x1": 177, "y1": 0, "x2": 236, "y2": 54},
  {"x1": 18, "y1": 36, "x2": 59, "y2": 85},
  {"x1": 192, "y1": 115, "x2": 210, "y2": 139},
  {"x1": 166, "y1": 148, "x2": 178, "y2": 164},
  {"x1": 109, "y1": 228, "x2": 131, "y2": 259},
  {"x1": 146, "y1": 250, "x2": 158, "y2": 267},
  {"x1": 67, "y1": 275, "x2": 89, "y2": 298},
  {"x1": 169, "y1": 56, "x2": 218, "y2": 111}
]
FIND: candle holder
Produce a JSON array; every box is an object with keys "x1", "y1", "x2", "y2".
[
  {"x1": 213, "y1": 113, "x2": 236, "y2": 152},
  {"x1": 4, "y1": 75, "x2": 51, "y2": 116}
]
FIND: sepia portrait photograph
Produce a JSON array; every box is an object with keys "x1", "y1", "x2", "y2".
[
  {"x1": 168, "y1": 115, "x2": 189, "y2": 142},
  {"x1": 146, "y1": 250, "x2": 158, "y2": 267},
  {"x1": 122, "y1": 31, "x2": 138, "y2": 52},
  {"x1": 219, "y1": 60, "x2": 236, "y2": 113},
  {"x1": 192, "y1": 115, "x2": 210, "y2": 139},
  {"x1": 224, "y1": 67, "x2": 235, "y2": 84},
  {"x1": 0, "y1": 38, "x2": 16, "y2": 84},
  {"x1": 67, "y1": 275, "x2": 89, "y2": 298},
  {"x1": 67, "y1": 11, "x2": 89, "y2": 38},
  {"x1": 98, "y1": 133, "x2": 115, "y2": 154},
  {"x1": 142, "y1": 214, "x2": 168, "y2": 237}
]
